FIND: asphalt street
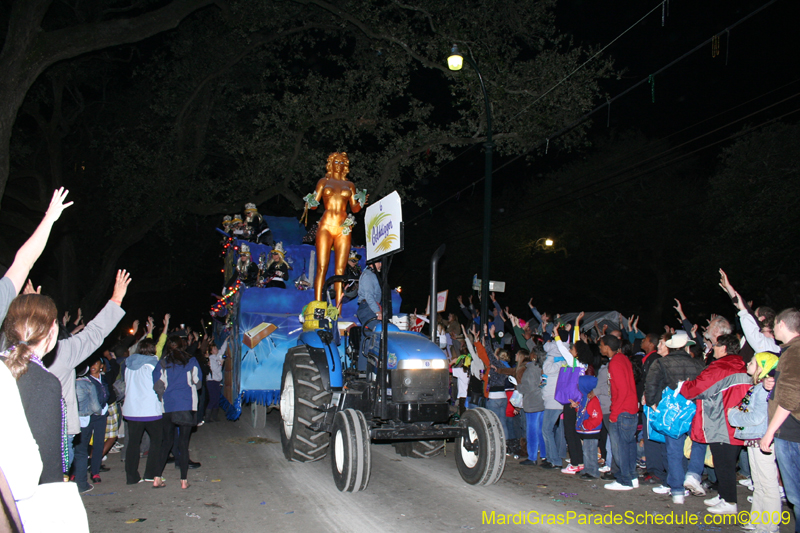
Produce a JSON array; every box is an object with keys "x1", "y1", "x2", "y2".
[{"x1": 82, "y1": 411, "x2": 795, "y2": 532}]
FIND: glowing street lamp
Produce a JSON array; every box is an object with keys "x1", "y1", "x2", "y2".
[{"x1": 448, "y1": 44, "x2": 493, "y2": 333}]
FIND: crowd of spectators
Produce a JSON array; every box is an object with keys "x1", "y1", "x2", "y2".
[
  {"x1": 425, "y1": 282, "x2": 800, "y2": 532},
  {"x1": 1, "y1": 189, "x2": 223, "y2": 532}
]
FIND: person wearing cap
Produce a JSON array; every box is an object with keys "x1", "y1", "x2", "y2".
[
  {"x1": 727, "y1": 352, "x2": 780, "y2": 533},
  {"x1": 263, "y1": 242, "x2": 289, "y2": 289},
  {"x1": 678, "y1": 334, "x2": 751, "y2": 514},
  {"x1": 644, "y1": 330, "x2": 705, "y2": 503},
  {"x1": 236, "y1": 244, "x2": 259, "y2": 286}
]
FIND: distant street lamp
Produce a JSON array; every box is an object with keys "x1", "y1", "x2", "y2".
[
  {"x1": 448, "y1": 44, "x2": 493, "y2": 333},
  {"x1": 544, "y1": 238, "x2": 554, "y2": 247}
]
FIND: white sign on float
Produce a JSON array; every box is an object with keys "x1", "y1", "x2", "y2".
[{"x1": 364, "y1": 191, "x2": 403, "y2": 262}]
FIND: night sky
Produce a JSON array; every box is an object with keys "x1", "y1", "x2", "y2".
[{"x1": 3, "y1": 0, "x2": 798, "y2": 338}]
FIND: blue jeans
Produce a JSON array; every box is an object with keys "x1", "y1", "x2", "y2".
[
  {"x1": 686, "y1": 440, "x2": 707, "y2": 484},
  {"x1": 774, "y1": 438, "x2": 800, "y2": 533},
  {"x1": 542, "y1": 409, "x2": 565, "y2": 466},
  {"x1": 525, "y1": 411, "x2": 544, "y2": 461},
  {"x1": 74, "y1": 414, "x2": 108, "y2": 491},
  {"x1": 486, "y1": 398, "x2": 510, "y2": 440},
  {"x1": 738, "y1": 447, "x2": 751, "y2": 478},
  {"x1": 665, "y1": 432, "x2": 688, "y2": 495},
  {"x1": 582, "y1": 438, "x2": 599, "y2": 477},
  {"x1": 609, "y1": 412, "x2": 638, "y2": 486}
]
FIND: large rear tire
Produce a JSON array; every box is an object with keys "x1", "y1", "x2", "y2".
[
  {"x1": 455, "y1": 407, "x2": 506, "y2": 485},
  {"x1": 392, "y1": 440, "x2": 445, "y2": 459},
  {"x1": 279, "y1": 347, "x2": 331, "y2": 462},
  {"x1": 330, "y1": 409, "x2": 371, "y2": 492}
]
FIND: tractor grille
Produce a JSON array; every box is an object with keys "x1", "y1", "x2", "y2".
[{"x1": 390, "y1": 368, "x2": 449, "y2": 403}]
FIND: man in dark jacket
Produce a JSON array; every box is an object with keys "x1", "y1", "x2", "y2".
[
  {"x1": 645, "y1": 330, "x2": 704, "y2": 503},
  {"x1": 640, "y1": 333, "x2": 666, "y2": 486}
]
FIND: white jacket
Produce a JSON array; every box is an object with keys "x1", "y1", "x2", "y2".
[{"x1": 122, "y1": 353, "x2": 163, "y2": 419}]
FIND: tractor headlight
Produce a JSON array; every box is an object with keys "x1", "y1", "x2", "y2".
[{"x1": 397, "y1": 359, "x2": 447, "y2": 370}]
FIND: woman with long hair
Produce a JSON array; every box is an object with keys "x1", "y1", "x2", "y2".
[
  {"x1": 0, "y1": 294, "x2": 66, "y2": 484},
  {"x1": 153, "y1": 335, "x2": 201, "y2": 489}
]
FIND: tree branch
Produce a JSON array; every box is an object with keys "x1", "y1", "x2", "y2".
[
  {"x1": 176, "y1": 23, "x2": 336, "y2": 130},
  {"x1": 296, "y1": 0, "x2": 449, "y2": 74},
  {"x1": 34, "y1": 0, "x2": 219, "y2": 74}
]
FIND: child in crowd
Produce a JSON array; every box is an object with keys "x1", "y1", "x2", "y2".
[
  {"x1": 727, "y1": 352, "x2": 780, "y2": 532},
  {"x1": 574, "y1": 375, "x2": 602, "y2": 480}
]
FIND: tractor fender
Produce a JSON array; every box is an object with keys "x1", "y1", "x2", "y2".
[{"x1": 297, "y1": 331, "x2": 343, "y2": 389}]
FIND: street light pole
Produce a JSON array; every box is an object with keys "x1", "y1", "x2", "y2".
[{"x1": 449, "y1": 46, "x2": 493, "y2": 335}]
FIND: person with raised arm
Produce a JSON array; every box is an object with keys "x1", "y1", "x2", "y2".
[
  {"x1": 0, "y1": 188, "x2": 72, "y2": 323},
  {"x1": 719, "y1": 269, "x2": 780, "y2": 356},
  {"x1": 49, "y1": 270, "x2": 130, "y2": 469}
]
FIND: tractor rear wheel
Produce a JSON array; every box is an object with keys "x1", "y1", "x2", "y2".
[
  {"x1": 455, "y1": 407, "x2": 506, "y2": 485},
  {"x1": 279, "y1": 347, "x2": 331, "y2": 462},
  {"x1": 392, "y1": 440, "x2": 445, "y2": 459},
  {"x1": 330, "y1": 409, "x2": 371, "y2": 492}
]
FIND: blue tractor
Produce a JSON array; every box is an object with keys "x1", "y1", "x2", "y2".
[{"x1": 278, "y1": 246, "x2": 507, "y2": 492}]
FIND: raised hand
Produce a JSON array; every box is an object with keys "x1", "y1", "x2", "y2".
[
  {"x1": 719, "y1": 268, "x2": 735, "y2": 298},
  {"x1": 23, "y1": 280, "x2": 41, "y2": 295},
  {"x1": 528, "y1": 298, "x2": 534, "y2": 308},
  {"x1": 44, "y1": 187, "x2": 74, "y2": 223},
  {"x1": 74, "y1": 308, "x2": 82, "y2": 325},
  {"x1": 457, "y1": 295, "x2": 463, "y2": 306},
  {"x1": 62, "y1": 311, "x2": 70, "y2": 326},
  {"x1": 673, "y1": 298, "x2": 686, "y2": 321},
  {"x1": 131, "y1": 319, "x2": 140, "y2": 335},
  {"x1": 163, "y1": 313, "x2": 171, "y2": 330},
  {"x1": 111, "y1": 270, "x2": 132, "y2": 303}
]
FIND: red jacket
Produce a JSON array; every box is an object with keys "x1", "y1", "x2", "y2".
[
  {"x1": 681, "y1": 355, "x2": 751, "y2": 445},
  {"x1": 609, "y1": 353, "x2": 639, "y2": 422}
]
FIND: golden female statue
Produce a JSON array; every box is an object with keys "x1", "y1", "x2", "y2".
[{"x1": 304, "y1": 152, "x2": 367, "y2": 305}]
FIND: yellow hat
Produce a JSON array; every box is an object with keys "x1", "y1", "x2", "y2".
[
  {"x1": 754, "y1": 352, "x2": 779, "y2": 380},
  {"x1": 244, "y1": 202, "x2": 258, "y2": 214}
]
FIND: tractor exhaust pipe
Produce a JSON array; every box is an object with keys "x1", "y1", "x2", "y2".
[{"x1": 430, "y1": 244, "x2": 446, "y2": 343}]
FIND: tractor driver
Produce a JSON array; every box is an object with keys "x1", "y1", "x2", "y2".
[{"x1": 356, "y1": 260, "x2": 382, "y2": 327}]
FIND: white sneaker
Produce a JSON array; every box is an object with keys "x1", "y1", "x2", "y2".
[
  {"x1": 561, "y1": 464, "x2": 583, "y2": 475},
  {"x1": 740, "y1": 523, "x2": 756, "y2": 531},
  {"x1": 704, "y1": 495, "x2": 722, "y2": 506},
  {"x1": 652, "y1": 485, "x2": 671, "y2": 495},
  {"x1": 599, "y1": 465, "x2": 611, "y2": 473},
  {"x1": 631, "y1": 478, "x2": 639, "y2": 488},
  {"x1": 707, "y1": 500, "x2": 737, "y2": 515},
  {"x1": 604, "y1": 481, "x2": 634, "y2": 491},
  {"x1": 739, "y1": 477, "x2": 753, "y2": 489},
  {"x1": 780, "y1": 486, "x2": 787, "y2": 503},
  {"x1": 747, "y1": 495, "x2": 753, "y2": 503},
  {"x1": 672, "y1": 494, "x2": 685, "y2": 504},
  {"x1": 685, "y1": 477, "x2": 707, "y2": 496}
]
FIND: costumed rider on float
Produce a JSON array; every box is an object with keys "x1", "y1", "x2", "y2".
[{"x1": 262, "y1": 242, "x2": 289, "y2": 289}]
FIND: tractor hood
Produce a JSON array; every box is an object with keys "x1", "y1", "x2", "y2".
[{"x1": 385, "y1": 331, "x2": 446, "y2": 370}]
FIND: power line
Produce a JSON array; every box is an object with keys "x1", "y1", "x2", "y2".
[
  {"x1": 411, "y1": 104, "x2": 800, "y2": 251},
  {"x1": 408, "y1": 0, "x2": 783, "y2": 223}
]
